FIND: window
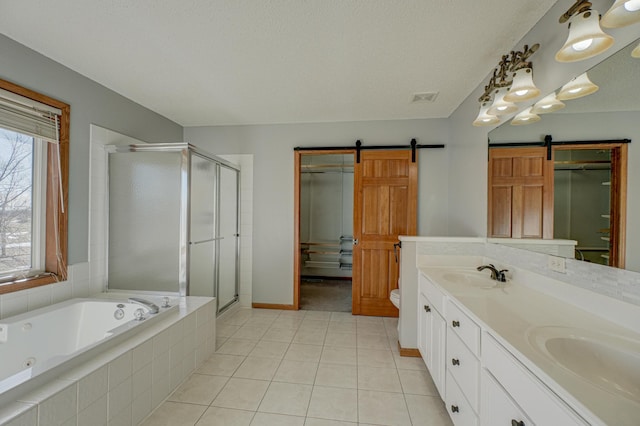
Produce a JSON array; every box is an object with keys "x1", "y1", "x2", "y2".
[{"x1": 0, "y1": 79, "x2": 69, "y2": 294}]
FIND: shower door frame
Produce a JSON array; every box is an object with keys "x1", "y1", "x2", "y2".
[{"x1": 106, "y1": 143, "x2": 241, "y2": 310}]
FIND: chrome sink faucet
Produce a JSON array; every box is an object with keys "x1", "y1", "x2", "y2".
[{"x1": 477, "y1": 264, "x2": 508, "y2": 282}]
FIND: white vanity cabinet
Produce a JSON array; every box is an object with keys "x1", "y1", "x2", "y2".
[
  {"x1": 417, "y1": 273, "x2": 446, "y2": 398},
  {"x1": 482, "y1": 334, "x2": 587, "y2": 426},
  {"x1": 445, "y1": 299, "x2": 481, "y2": 425},
  {"x1": 417, "y1": 270, "x2": 590, "y2": 426}
]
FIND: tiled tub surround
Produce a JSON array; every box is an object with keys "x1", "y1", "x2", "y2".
[
  {"x1": 0, "y1": 298, "x2": 178, "y2": 394},
  {"x1": 0, "y1": 295, "x2": 216, "y2": 426}
]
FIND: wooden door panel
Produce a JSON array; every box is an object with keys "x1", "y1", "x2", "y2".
[
  {"x1": 390, "y1": 186, "x2": 410, "y2": 236},
  {"x1": 353, "y1": 150, "x2": 417, "y2": 316},
  {"x1": 522, "y1": 185, "x2": 544, "y2": 238},
  {"x1": 488, "y1": 147, "x2": 553, "y2": 239},
  {"x1": 490, "y1": 186, "x2": 513, "y2": 238}
]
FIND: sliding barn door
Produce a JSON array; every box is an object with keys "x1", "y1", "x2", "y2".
[
  {"x1": 488, "y1": 147, "x2": 554, "y2": 239},
  {"x1": 352, "y1": 150, "x2": 417, "y2": 316}
]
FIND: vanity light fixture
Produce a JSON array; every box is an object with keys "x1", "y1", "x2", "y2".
[
  {"x1": 473, "y1": 102, "x2": 500, "y2": 127},
  {"x1": 472, "y1": 44, "x2": 540, "y2": 125},
  {"x1": 556, "y1": 0, "x2": 614, "y2": 62},
  {"x1": 504, "y1": 67, "x2": 541, "y2": 102},
  {"x1": 601, "y1": 0, "x2": 640, "y2": 28},
  {"x1": 557, "y1": 72, "x2": 599, "y2": 100},
  {"x1": 511, "y1": 107, "x2": 541, "y2": 125},
  {"x1": 632, "y1": 41, "x2": 640, "y2": 57},
  {"x1": 531, "y1": 92, "x2": 566, "y2": 114},
  {"x1": 487, "y1": 87, "x2": 519, "y2": 116}
]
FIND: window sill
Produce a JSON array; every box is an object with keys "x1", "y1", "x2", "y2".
[{"x1": 0, "y1": 274, "x2": 61, "y2": 295}]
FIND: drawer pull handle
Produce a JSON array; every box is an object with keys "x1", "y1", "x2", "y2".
[
  {"x1": 451, "y1": 358, "x2": 460, "y2": 366},
  {"x1": 452, "y1": 320, "x2": 460, "y2": 327},
  {"x1": 450, "y1": 405, "x2": 459, "y2": 413},
  {"x1": 424, "y1": 305, "x2": 431, "y2": 312},
  {"x1": 511, "y1": 421, "x2": 525, "y2": 426}
]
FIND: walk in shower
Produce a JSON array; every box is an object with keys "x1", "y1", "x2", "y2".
[{"x1": 106, "y1": 143, "x2": 240, "y2": 313}]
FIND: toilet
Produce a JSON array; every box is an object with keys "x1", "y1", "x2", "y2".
[{"x1": 390, "y1": 288, "x2": 400, "y2": 309}]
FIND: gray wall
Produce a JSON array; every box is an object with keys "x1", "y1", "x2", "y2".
[
  {"x1": 185, "y1": 119, "x2": 449, "y2": 304},
  {"x1": 0, "y1": 34, "x2": 183, "y2": 264}
]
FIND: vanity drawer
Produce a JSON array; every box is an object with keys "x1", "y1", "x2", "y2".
[
  {"x1": 446, "y1": 299, "x2": 480, "y2": 355},
  {"x1": 482, "y1": 369, "x2": 534, "y2": 426},
  {"x1": 419, "y1": 272, "x2": 446, "y2": 315},
  {"x1": 447, "y1": 327, "x2": 480, "y2": 411},
  {"x1": 483, "y1": 333, "x2": 587, "y2": 426},
  {"x1": 445, "y1": 371, "x2": 479, "y2": 426}
]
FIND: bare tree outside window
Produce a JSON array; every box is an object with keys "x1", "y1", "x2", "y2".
[{"x1": 0, "y1": 130, "x2": 33, "y2": 274}]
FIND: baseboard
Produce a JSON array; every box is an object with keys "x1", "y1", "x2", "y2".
[
  {"x1": 398, "y1": 342, "x2": 421, "y2": 357},
  {"x1": 252, "y1": 303, "x2": 297, "y2": 310}
]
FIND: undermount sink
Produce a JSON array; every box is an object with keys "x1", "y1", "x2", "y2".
[
  {"x1": 527, "y1": 326, "x2": 640, "y2": 403},
  {"x1": 440, "y1": 271, "x2": 507, "y2": 289}
]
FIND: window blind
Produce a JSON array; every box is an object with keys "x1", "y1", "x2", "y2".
[{"x1": 0, "y1": 88, "x2": 61, "y2": 144}]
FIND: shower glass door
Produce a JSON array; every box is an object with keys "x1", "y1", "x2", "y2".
[
  {"x1": 217, "y1": 165, "x2": 239, "y2": 312},
  {"x1": 189, "y1": 153, "x2": 217, "y2": 297}
]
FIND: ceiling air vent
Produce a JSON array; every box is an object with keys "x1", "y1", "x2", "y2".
[{"x1": 411, "y1": 92, "x2": 439, "y2": 103}]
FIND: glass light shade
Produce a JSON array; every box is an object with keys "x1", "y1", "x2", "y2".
[
  {"x1": 487, "y1": 88, "x2": 518, "y2": 116},
  {"x1": 504, "y1": 68, "x2": 541, "y2": 102},
  {"x1": 473, "y1": 102, "x2": 500, "y2": 126},
  {"x1": 632, "y1": 41, "x2": 640, "y2": 58},
  {"x1": 555, "y1": 10, "x2": 614, "y2": 62},
  {"x1": 601, "y1": 0, "x2": 640, "y2": 28},
  {"x1": 557, "y1": 73, "x2": 599, "y2": 100},
  {"x1": 511, "y1": 107, "x2": 541, "y2": 126},
  {"x1": 531, "y1": 92, "x2": 566, "y2": 114}
]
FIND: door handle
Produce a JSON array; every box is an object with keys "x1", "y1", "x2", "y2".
[
  {"x1": 393, "y1": 242, "x2": 401, "y2": 263},
  {"x1": 353, "y1": 239, "x2": 359, "y2": 246}
]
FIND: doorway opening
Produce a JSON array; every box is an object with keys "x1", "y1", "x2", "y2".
[
  {"x1": 296, "y1": 152, "x2": 354, "y2": 312},
  {"x1": 553, "y1": 143, "x2": 627, "y2": 268}
]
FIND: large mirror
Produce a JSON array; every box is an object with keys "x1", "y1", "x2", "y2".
[{"x1": 488, "y1": 39, "x2": 640, "y2": 273}]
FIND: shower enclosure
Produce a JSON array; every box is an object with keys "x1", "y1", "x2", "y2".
[{"x1": 106, "y1": 143, "x2": 240, "y2": 313}]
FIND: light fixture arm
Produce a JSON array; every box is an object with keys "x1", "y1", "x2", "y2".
[
  {"x1": 559, "y1": 0, "x2": 593, "y2": 23},
  {"x1": 477, "y1": 43, "x2": 540, "y2": 102}
]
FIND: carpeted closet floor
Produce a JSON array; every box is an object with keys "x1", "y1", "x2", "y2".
[{"x1": 300, "y1": 278, "x2": 352, "y2": 312}]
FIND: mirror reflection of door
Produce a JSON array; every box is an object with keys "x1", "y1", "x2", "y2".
[
  {"x1": 553, "y1": 144, "x2": 627, "y2": 268},
  {"x1": 488, "y1": 142, "x2": 627, "y2": 268}
]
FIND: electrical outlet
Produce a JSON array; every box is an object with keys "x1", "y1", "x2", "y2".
[{"x1": 548, "y1": 256, "x2": 566, "y2": 273}]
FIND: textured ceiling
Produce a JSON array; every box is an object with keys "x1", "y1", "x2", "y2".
[{"x1": 0, "y1": 1, "x2": 558, "y2": 126}]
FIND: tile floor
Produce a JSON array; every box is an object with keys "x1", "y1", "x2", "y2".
[{"x1": 141, "y1": 308, "x2": 453, "y2": 426}]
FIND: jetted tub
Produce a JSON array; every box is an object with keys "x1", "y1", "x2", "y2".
[{"x1": 0, "y1": 297, "x2": 176, "y2": 394}]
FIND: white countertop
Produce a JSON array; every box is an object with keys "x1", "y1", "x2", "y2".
[{"x1": 419, "y1": 266, "x2": 640, "y2": 426}]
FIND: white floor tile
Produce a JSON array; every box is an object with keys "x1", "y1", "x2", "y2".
[
  {"x1": 273, "y1": 360, "x2": 319, "y2": 385},
  {"x1": 250, "y1": 412, "x2": 305, "y2": 426},
  {"x1": 357, "y1": 366, "x2": 402, "y2": 392},
  {"x1": 314, "y1": 364, "x2": 357, "y2": 389},
  {"x1": 211, "y1": 378, "x2": 270, "y2": 411},
  {"x1": 258, "y1": 382, "x2": 312, "y2": 416},
  {"x1": 168, "y1": 374, "x2": 228, "y2": 405},
  {"x1": 195, "y1": 406, "x2": 254, "y2": 426},
  {"x1": 197, "y1": 354, "x2": 245, "y2": 376},
  {"x1": 233, "y1": 357, "x2": 281, "y2": 381},
  {"x1": 404, "y1": 394, "x2": 453, "y2": 425},
  {"x1": 306, "y1": 386, "x2": 357, "y2": 423},
  {"x1": 139, "y1": 401, "x2": 207, "y2": 426},
  {"x1": 358, "y1": 390, "x2": 411, "y2": 426},
  {"x1": 319, "y1": 347, "x2": 357, "y2": 366},
  {"x1": 284, "y1": 344, "x2": 323, "y2": 362}
]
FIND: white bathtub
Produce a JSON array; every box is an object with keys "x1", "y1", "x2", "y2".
[{"x1": 0, "y1": 297, "x2": 176, "y2": 394}]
